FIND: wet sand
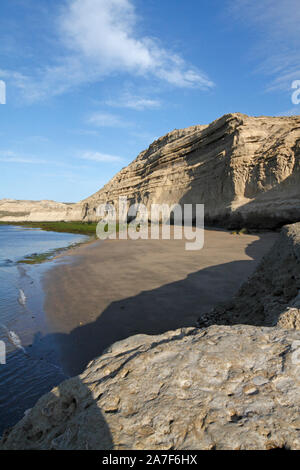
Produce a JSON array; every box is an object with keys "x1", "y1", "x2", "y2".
[{"x1": 43, "y1": 229, "x2": 278, "y2": 376}]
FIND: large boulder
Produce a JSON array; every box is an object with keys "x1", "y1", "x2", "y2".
[{"x1": 2, "y1": 324, "x2": 300, "y2": 450}]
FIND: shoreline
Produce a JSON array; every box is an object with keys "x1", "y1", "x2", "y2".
[
  {"x1": 18, "y1": 237, "x2": 95, "y2": 264},
  {"x1": 42, "y1": 228, "x2": 279, "y2": 377},
  {"x1": 0, "y1": 220, "x2": 279, "y2": 265},
  {"x1": 0, "y1": 221, "x2": 98, "y2": 235},
  {"x1": 0, "y1": 222, "x2": 97, "y2": 264},
  {"x1": 0, "y1": 226, "x2": 82, "y2": 435}
]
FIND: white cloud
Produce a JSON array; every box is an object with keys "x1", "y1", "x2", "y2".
[
  {"x1": 0, "y1": 150, "x2": 48, "y2": 164},
  {"x1": 0, "y1": 150, "x2": 97, "y2": 169},
  {"x1": 105, "y1": 93, "x2": 161, "y2": 110},
  {"x1": 61, "y1": 0, "x2": 151, "y2": 71},
  {"x1": 59, "y1": 0, "x2": 214, "y2": 90},
  {"x1": 80, "y1": 151, "x2": 123, "y2": 163},
  {"x1": 4, "y1": 0, "x2": 214, "y2": 102},
  {"x1": 87, "y1": 112, "x2": 129, "y2": 128},
  {"x1": 69, "y1": 128, "x2": 100, "y2": 136}
]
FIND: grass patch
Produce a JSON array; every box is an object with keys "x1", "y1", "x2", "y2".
[
  {"x1": 8, "y1": 221, "x2": 127, "y2": 264},
  {"x1": 0, "y1": 221, "x2": 99, "y2": 235},
  {"x1": 0, "y1": 221, "x2": 98, "y2": 265},
  {"x1": 1, "y1": 221, "x2": 136, "y2": 264}
]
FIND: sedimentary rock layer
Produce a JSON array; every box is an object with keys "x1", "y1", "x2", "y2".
[
  {"x1": 82, "y1": 113, "x2": 300, "y2": 228},
  {"x1": 2, "y1": 113, "x2": 300, "y2": 228},
  {"x1": 0, "y1": 199, "x2": 82, "y2": 222},
  {"x1": 2, "y1": 324, "x2": 300, "y2": 450}
]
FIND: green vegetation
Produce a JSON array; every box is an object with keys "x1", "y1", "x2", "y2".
[
  {"x1": 23, "y1": 221, "x2": 99, "y2": 235},
  {"x1": 0, "y1": 221, "x2": 98, "y2": 265},
  {"x1": 0, "y1": 221, "x2": 99, "y2": 235},
  {"x1": 230, "y1": 227, "x2": 249, "y2": 235},
  {"x1": 1, "y1": 220, "x2": 145, "y2": 264},
  {"x1": 0, "y1": 220, "x2": 127, "y2": 235},
  {"x1": 17, "y1": 241, "x2": 86, "y2": 265},
  {"x1": 1, "y1": 221, "x2": 126, "y2": 264}
]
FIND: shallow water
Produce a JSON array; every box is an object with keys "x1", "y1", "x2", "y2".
[{"x1": 0, "y1": 225, "x2": 89, "y2": 435}]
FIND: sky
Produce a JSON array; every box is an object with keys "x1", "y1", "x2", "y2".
[{"x1": 0, "y1": 0, "x2": 299, "y2": 202}]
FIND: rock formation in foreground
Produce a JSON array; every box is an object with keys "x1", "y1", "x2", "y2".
[
  {"x1": 1, "y1": 113, "x2": 300, "y2": 228},
  {"x1": 2, "y1": 324, "x2": 300, "y2": 450},
  {"x1": 82, "y1": 113, "x2": 300, "y2": 229},
  {"x1": 2, "y1": 223, "x2": 300, "y2": 450},
  {"x1": 198, "y1": 222, "x2": 300, "y2": 329}
]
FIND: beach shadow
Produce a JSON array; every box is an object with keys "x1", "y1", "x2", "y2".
[
  {"x1": 49, "y1": 235, "x2": 277, "y2": 377},
  {"x1": 1, "y1": 233, "x2": 278, "y2": 448},
  {"x1": 0, "y1": 358, "x2": 114, "y2": 449}
]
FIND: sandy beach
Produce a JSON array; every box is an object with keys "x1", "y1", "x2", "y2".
[{"x1": 43, "y1": 229, "x2": 278, "y2": 376}]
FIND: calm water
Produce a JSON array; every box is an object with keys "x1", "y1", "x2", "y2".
[{"x1": 0, "y1": 225, "x2": 89, "y2": 435}]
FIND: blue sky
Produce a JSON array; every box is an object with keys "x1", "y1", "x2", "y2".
[{"x1": 0, "y1": 0, "x2": 299, "y2": 202}]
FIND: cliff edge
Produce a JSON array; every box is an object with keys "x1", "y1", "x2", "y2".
[
  {"x1": 82, "y1": 113, "x2": 300, "y2": 229},
  {"x1": 1, "y1": 113, "x2": 300, "y2": 228}
]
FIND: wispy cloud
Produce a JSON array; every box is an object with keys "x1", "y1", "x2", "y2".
[
  {"x1": 105, "y1": 92, "x2": 161, "y2": 110},
  {"x1": 87, "y1": 112, "x2": 129, "y2": 128},
  {"x1": 69, "y1": 128, "x2": 100, "y2": 136},
  {"x1": 230, "y1": 0, "x2": 300, "y2": 37},
  {"x1": 3, "y1": 0, "x2": 214, "y2": 103},
  {"x1": 0, "y1": 150, "x2": 100, "y2": 169},
  {"x1": 59, "y1": 0, "x2": 214, "y2": 89},
  {"x1": 80, "y1": 151, "x2": 123, "y2": 163},
  {"x1": 228, "y1": 0, "x2": 300, "y2": 92},
  {"x1": 0, "y1": 150, "x2": 48, "y2": 164}
]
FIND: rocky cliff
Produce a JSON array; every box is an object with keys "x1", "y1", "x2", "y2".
[
  {"x1": 0, "y1": 199, "x2": 82, "y2": 222},
  {"x1": 82, "y1": 112, "x2": 300, "y2": 229},
  {"x1": 2, "y1": 113, "x2": 300, "y2": 228}
]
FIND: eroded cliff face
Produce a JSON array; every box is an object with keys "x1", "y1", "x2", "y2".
[
  {"x1": 1, "y1": 112, "x2": 300, "y2": 227},
  {"x1": 0, "y1": 199, "x2": 83, "y2": 222},
  {"x1": 82, "y1": 113, "x2": 300, "y2": 228}
]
